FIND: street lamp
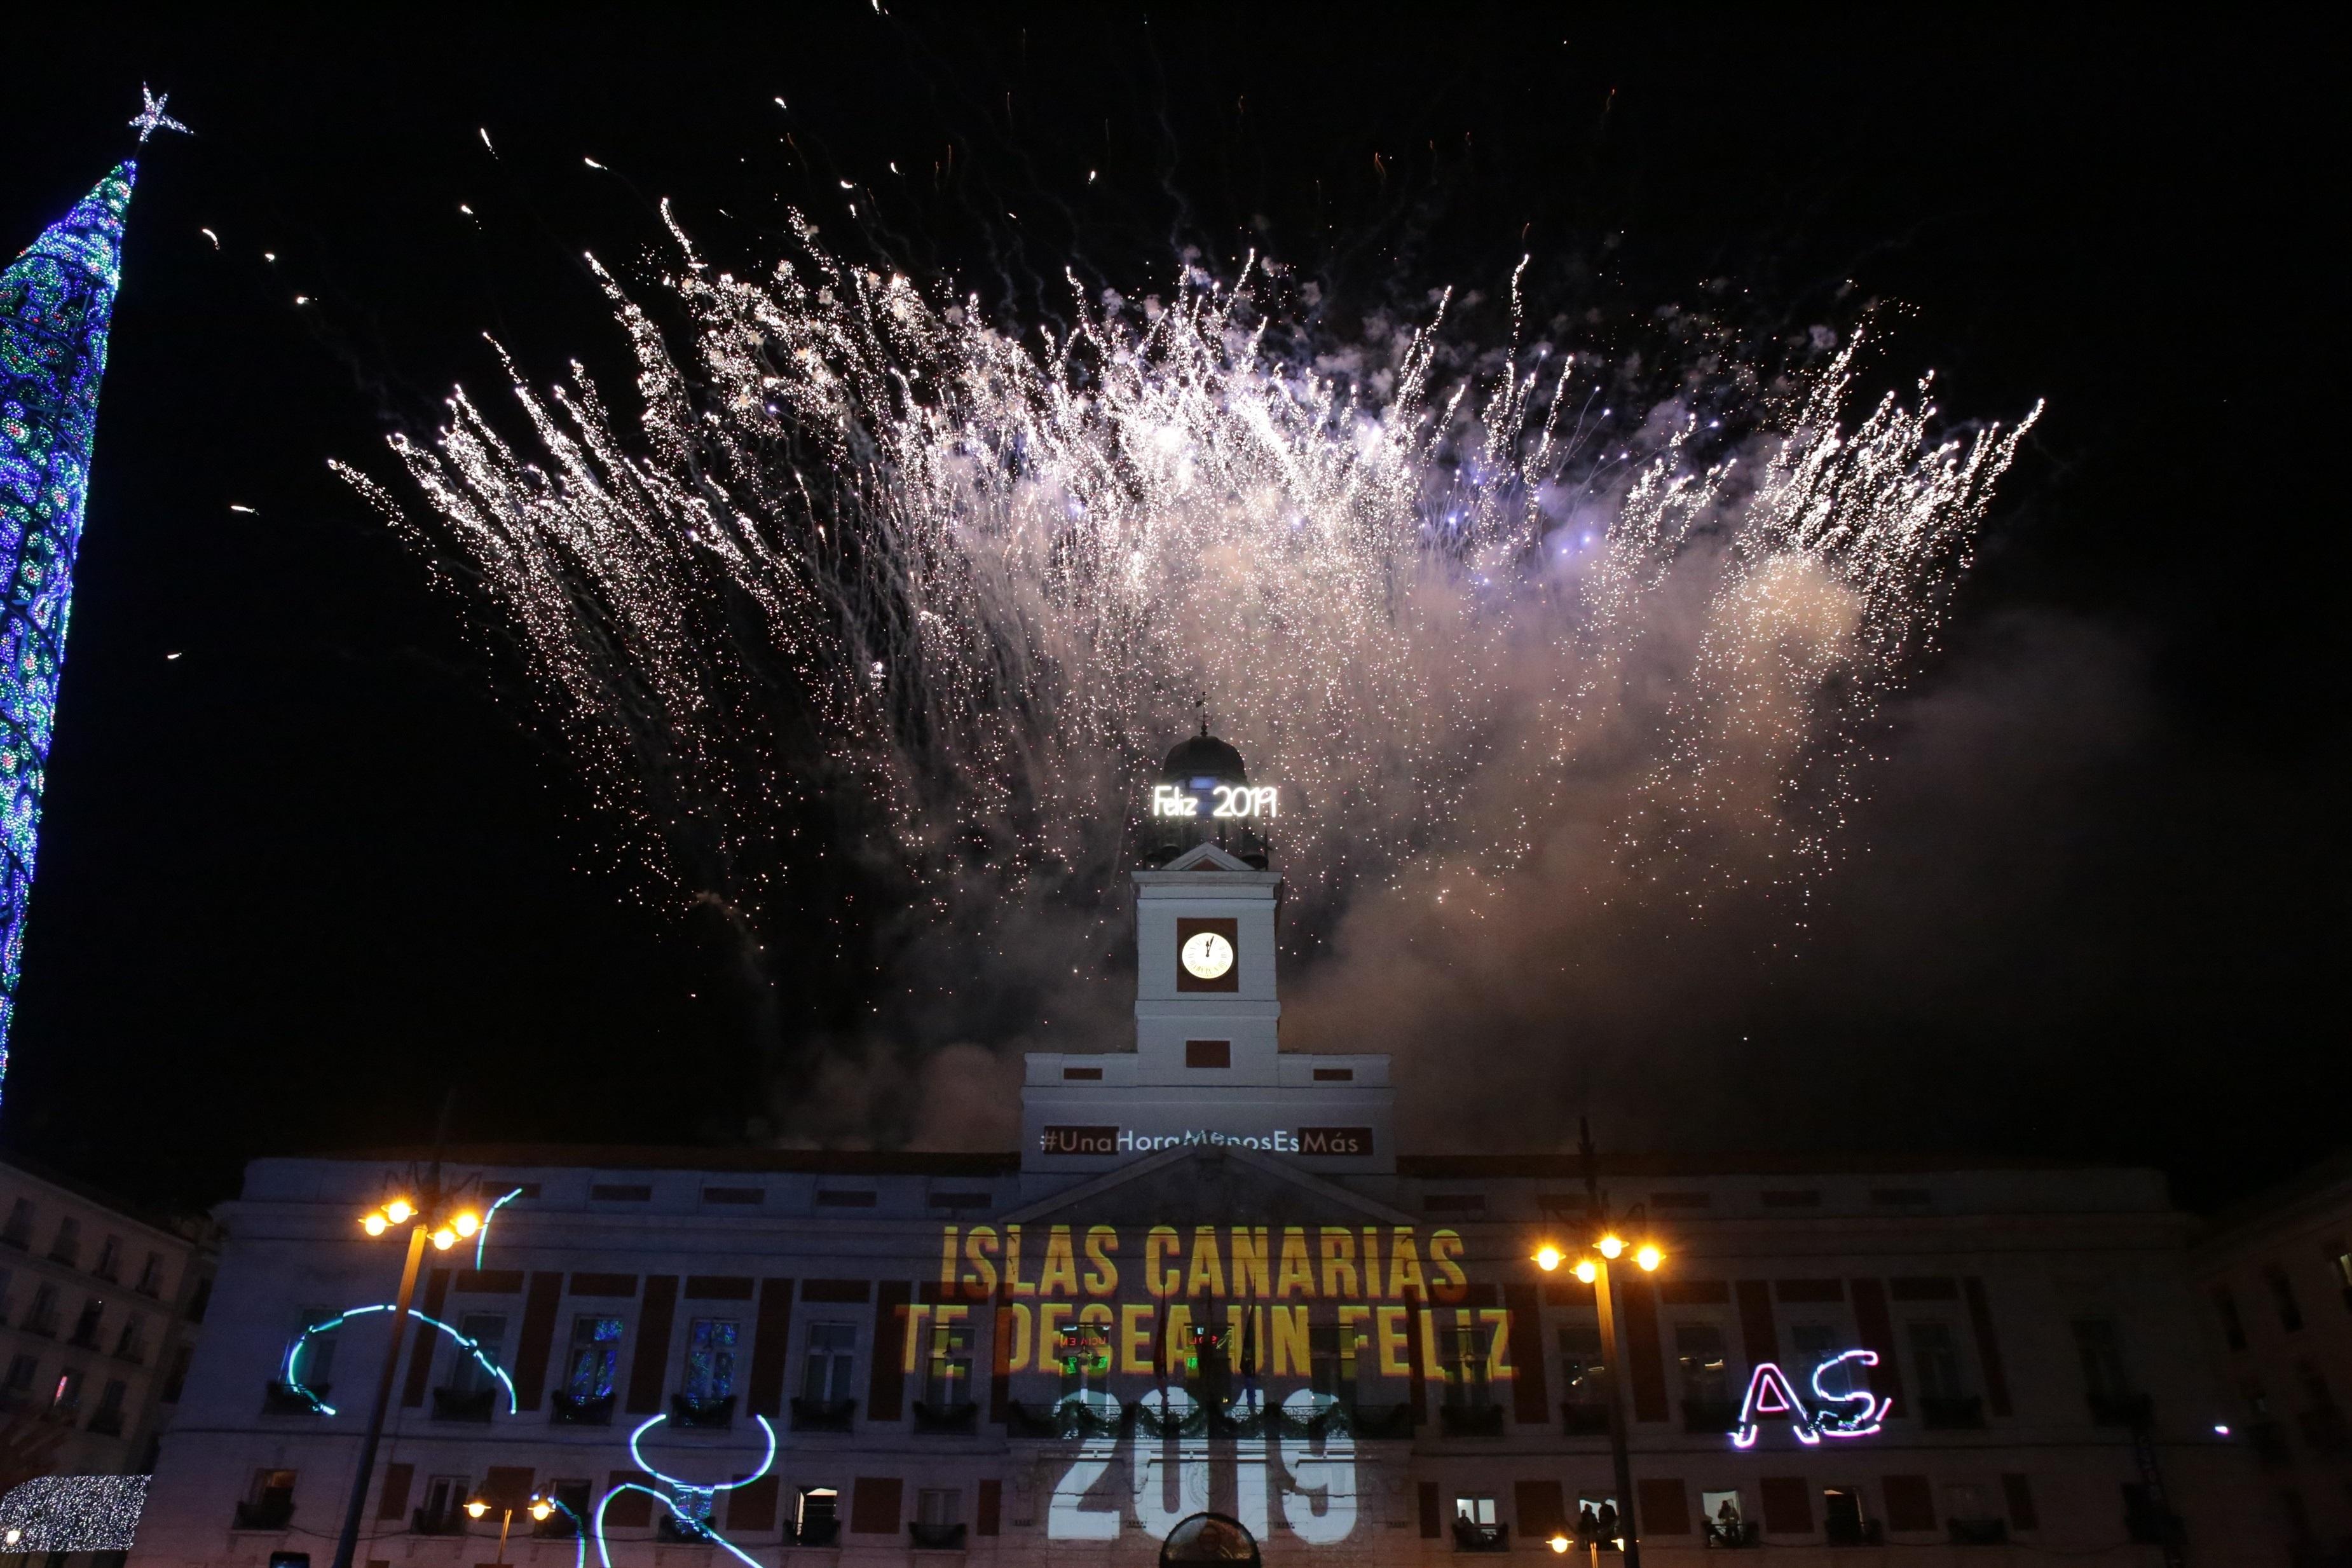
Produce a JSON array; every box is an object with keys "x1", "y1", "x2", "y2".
[
  {"x1": 463, "y1": 1492, "x2": 553, "y2": 1567},
  {"x1": 1535, "y1": 1119, "x2": 1665, "y2": 1568},
  {"x1": 327, "y1": 1167, "x2": 484, "y2": 1568}
]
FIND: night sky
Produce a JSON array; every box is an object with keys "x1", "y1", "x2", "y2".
[{"x1": 0, "y1": 11, "x2": 2336, "y2": 1213}]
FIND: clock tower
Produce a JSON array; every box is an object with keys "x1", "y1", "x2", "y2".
[{"x1": 1021, "y1": 725, "x2": 1393, "y2": 1173}]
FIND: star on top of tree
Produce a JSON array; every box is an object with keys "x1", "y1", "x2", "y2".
[{"x1": 129, "y1": 84, "x2": 190, "y2": 144}]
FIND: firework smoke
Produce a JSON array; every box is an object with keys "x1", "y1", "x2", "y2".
[{"x1": 338, "y1": 208, "x2": 2037, "y2": 1147}]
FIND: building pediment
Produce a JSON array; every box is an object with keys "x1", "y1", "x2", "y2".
[{"x1": 1007, "y1": 1143, "x2": 1413, "y2": 1229}]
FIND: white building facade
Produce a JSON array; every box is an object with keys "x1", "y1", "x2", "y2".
[{"x1": 128, "y1": 769, "x2": 2288, "y2": 1566}]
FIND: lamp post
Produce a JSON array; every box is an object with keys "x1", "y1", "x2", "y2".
[
  {"x1": 466, "y1": 1493, "x2": 554, "y2": 1567},
  {"x1": 1535, "y1": 1119, "x2": 1664, "y2": 1568},
  {"x1": 327, "y1": 1169, "x2": 484, "y2": 1568}
]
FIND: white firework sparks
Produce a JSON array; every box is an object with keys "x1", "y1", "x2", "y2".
[{"x1": 338, "y1": 209, "x2": 2039, "y2": 1005}]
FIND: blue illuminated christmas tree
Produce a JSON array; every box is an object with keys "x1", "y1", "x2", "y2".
[{"x1": 0, "y1": 162, "x2": 140, "y2": 1098}]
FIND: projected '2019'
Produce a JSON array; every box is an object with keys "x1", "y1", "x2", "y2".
[
  {"x1": 1152, "y1": 784, "x2": 1279, "y2": 819},
  {"x1": 1044, "y1": 1388, "x2": 1355, "y2": 1544}
]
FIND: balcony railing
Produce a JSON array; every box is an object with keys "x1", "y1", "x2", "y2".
[
  {"x1": 1919, "y1": 1394, "x2": 1986, "y2": 1429},
  {"x1": 911, "y1": 1398, "x2": 979, "y2": 1435},
  {"x1": 85, "y1": 1408, "x2": 124, "y2": 1437},
  {"x1": 1826, "y1": 1519, "x2": 1884, "y2": 1548},
  {"x1": 1451, "y1": 1520, "x2": 1510, "y2": 1553},
  {"x1": 67, "y1": 1326, "x2": 103, "y2": 1351},
  {"x1": 908, "y1": 1521, "x2": 968, "y2": 1550},
  {"x1": 2088, "y1": 1391, "x2": 2153, "y2": 1428},
  {"x1": 20, "y1": 1314, "x2": 56, "y2": 1339},
  {"x1": 1681, "y1": 1398, "x2": 1740, "y2": 1435},
  {"x1": 1438, "y1": 1402, "x2": 1506, "y2": 1437},
  {"x1": 430, "y1": 1385, "x2": 497, "y2": 1423},
  {"x1": 261, "y1": 1381, "x2": 326, "y2": 1416},
  {"x1": 1948, "y1": 1517, "x2": 2009, "y2": 1546},
  {"x1": 231, "y1": 1499, "x2": 294, "y2": 1532},
  {"x1": 671, "y1": 1392, "x2": 735, "y2": 1429},
  {"x1": 0, "y1": 1228, "x2": 29, "y2": 1251},
  {"x1": 789, "y1": 1396, "x2": 856, "y2": 1432},
  {"x1": 551, "y1": 1390, "x2": 615, "y2": 1426},
  {"x1": 789, "y1": 1518, "x2": 841, "y2": 1548},
  {"x1": 1348, "y1": 1402, "x2": 1418, "y2": 1441},
  {"x1": 1561, "y1": 1402, "x2": 1611, "y2": 1436},
  {"x1": 1705, "y1": 1520, "x2": 1761, "y2": 1548}
]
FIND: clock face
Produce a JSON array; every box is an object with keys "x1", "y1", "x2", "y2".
[{"x1": 1180, "y1": 931, "x2": 1236, "y2": 981}]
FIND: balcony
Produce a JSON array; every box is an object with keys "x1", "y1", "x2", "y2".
[
  {"x1": 1451, "y1": 1520, "x2": 1510, "y2": 1553},
  {"x1": 1681, "y1": 1398, "x2": 1740, "y2": 1436},
  {"x1": 1705, "y1": 1520, "x2": 1761, "y2": 1548},
  {"x1": 0, "y1": 1228, "x2": 29, "y2": 1251},
  {"x1": 656, "y1": 1515, "x2": 716, "y2": 1544},
  {"x1": 48, "y1": 1244, "x2": 79, "y2": 1268},
  {"x1": 2088, "y1": 1391, "x2": 2153, "y2": 1428},
  {"x1": 261, "y1": 1381, "x2": 327, "y2": 1416},
  {"x1": 20, "y1": 1314, "x2": 57, "y2": 1339},
  {"x1": 1825, "y1": 1519, "x2": 1884, "y2": 1548},
  {"x1": 908, "y1": 1521, "x2": 967, "y2": 1550},
  {"x1": 789, "y1": 1396, "x2": 856, "y2": 1433},
  {"x1": 231, "y1": 1499, "x2": 294, "y2": 1532},
  {"x1": 1948, "y1": 1518, "x2": 2009, "y2": 1546},
  {"x1": 430, "y1": 1385, "x2": 497, "y2": 1423},
  {"x1": 789, "y1": 1518, "x2": 841, "y2": 1548},
  {"x1": 412, "y1": 1504, "x2": 470, "y2": 1536},
  {"x1": 2299, "y1": 1407, "x2": 2352, "y2": 1455},
  {"x1": 911, "y1": 1398, "x2": 979, "y2": 1435},
  {"x1": 533, "y1": 1510, "x2": 580, "y2": 1540},
  {"x1": 1920, "y1": 1394, "x2": 1986, "y2": 1430},
  {"x1": 550, "y1": 1390, "x2": 614, "y2": 1426},
  {"x1": 111, "y1": 1343, "x2": 146, "y2": 1367},
  {"x1": 1437, "y1": 1402, "x2": 1506, "y2": 1438},
  {"x1": 670, "y1": 1392, "x2": 735, "y2": 1429},
  {"x1": 1562, "y1": 1402, "x2": 1611, "y2": 1436},
  {"x1": 86, "y1": 1408, "x2": 124, "y2": 1437},
  {"x1": 67, "y1": 1326, "x2": 104, "y2": 1351}
]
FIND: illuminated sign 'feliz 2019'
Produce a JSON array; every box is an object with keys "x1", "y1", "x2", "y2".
[{"x1": 1152, "y1": 784, "x2": 1280, "y2": 819}]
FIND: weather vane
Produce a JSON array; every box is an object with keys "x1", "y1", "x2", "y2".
[{"x1": 129, "y1": 83, "x2": 190, "y2": 144}]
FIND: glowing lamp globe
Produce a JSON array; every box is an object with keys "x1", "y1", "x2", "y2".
[
  {"x1": 385, "y1": 1199, "x2": 414, "y2": 1224},
  {"x1": 1533, "y1": 1245, "x2": 1563, "y2": 1272},
  {"x1": 431, "y1": 1227, "x2": 457, "y2": 1251},
  {"x1": 1573, "y1": 1260, "x2": 1598, "y2": 1285},
  {"x1": 465, "y1": 1499, "x2": 489, "y2": 1520},
  {"x1": 1549, "y1": 1535, "x2": 1571, "y2": 1555},
  {"x1": 1597, "y1": 1234, "x2": 1625, "y2": 1260},
  {"x1": 1636, "y1": 1243, "x2": 1663, "y2": 1272},
  {"x1": 530, "y1": 1501, "x2": 554, "y2": 1522},
  {"x1": 453, "y1": 1211, "x2": 481, "y2": 1238},
  {"x1": 360, "y1": 1213, "x2": 388, "y2": 1237}
]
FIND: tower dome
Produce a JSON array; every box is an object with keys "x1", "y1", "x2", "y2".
[{"x1": 1140, "y1": 718, "x2": 1271, "y2": 869}]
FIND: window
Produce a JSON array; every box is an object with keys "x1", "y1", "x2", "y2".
[
  {"x1": 1, "y1": 1199, "x2": 32, "y2": 1247},
  {"x1": 924, "y1": 1318, "x2": 971, "y2": 1407},
  {"x1": 1310, "y1": 1318, "x2": 1369, "y2": 1404},
  {"x1": 48, "y1": 1217, "x2": 79, "y2": 1266},
  {"x1": 1701, "y1": 1490, "x2": 1744, "y2": 1541},
  {"x1": 683, "y1": 1318, "x2": 739, "y2": 1403},
  {"x1": 1559, "y1": 1321, "x2": 1606, "y2": 1409},
  {"x1": 2266, "y1": 1264, "x2": 2305, "y2": 1332},
  {"x1": 135, "y1": 1252, "x2": 165, "y2": 1295},
  {"x1": 1908, "y1": 1321, "x2": 1968, "y2": 1400},
  {"x1": 2297, "y1": 1358, "x2": 2335, "y2": 1411},
  {"x1": 71, "y1": 1297, "x2": 105, "y2": 1346},
  {"x1": 1442, "y1": 1321, "x2": 1487, "y2": 1407},
  {"x1": 2072, "y1": 1319, "x2": 2131, "y2": 1398},
  {"x1": 94, "y1": 1236, "x2": 121, "y2": 1281},
  {"x1": 185, "y1": 1276, "x2": 212, "y2": 1323},
  {"x1": 161, "y1": 1344, "x2": 193, "y2": 1403},
  {"x1": 566, "y1": 1316, "x2": 622, "y2": 1400},
  {"x1": 1822, "y1": 1487, "x2": 1868, "y2": 1546},
  {"x1": 420, "y1": 1476, "x2": 468, "y2": 1531},
  {"x1": 449, "y1": 1313, "x2": 506, "y2": 1394},
  {"x1": 293, "y1": 1307, "x2": 337, "y2": 1387},
  {"x1": 2332, "y1": 1247, "x2": 2352, "y2": 1310},
  {"x1": 1055, "y1": 1321, "x2": 1109, "y2": 1401},
  {"x1": 0, "y1": 1266, "x2": 11, "y2": 1324},
  {"x1": 1575, "y1": 1494, "x2": 1621, "y2": 1541},
  {"x1": 544, "y1": 1480, "x2": 591, "y2": 1536},
  {"x1": 1675, "y1": 1322, "x2": 1730, "y2": 1405},
  {"x1": 92, "y1": 1378, "x2": 126, "y2": 1431},
  {"x1": 795, "y1": 1487, "x2": 839, "y2": 1539},
  {"x1": 1789, "y1": 1323, "x2": 1849, "y2": 1395},
  {"x1": 802, "y1": 1323, "x2": 856, "y2": 1403},
  {"x1": 26, "y1": 1283, "x2": 59, "y2": 1335},
  {"x1": 51, "y1": 1367, "x2": 84, "y2": 1410},
  {"x1": 2243, "y1": 1375, "x2": 2271, "y2": 1417},
  {"x1": 248, "y1": 1469, "x2": 297, "y2": 1518},
  {"x1": 1453, "y1": 1495, "x2": 1501, "y2": 1544},
  {"x1": 2213, "y1": 1286, "x2": 2248, "y2": 1351},
  {"x1": 916, "y1": 1489, "x2": 959, "y2": 1527},
  {"x1": 3, "y1": 1354, "x2": 36, "y2": 1394},
  {"x1": 113, "y1": 1314, "x2": 147, "y2": 1364},
  {"x1": 1184, "y1": 1040, "x2": 1231, "y2": 1068}
]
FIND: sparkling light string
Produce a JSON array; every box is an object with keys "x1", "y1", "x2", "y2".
[{"x1": 0, "y1": 1475, "x2": 149, "y2": 1552}]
